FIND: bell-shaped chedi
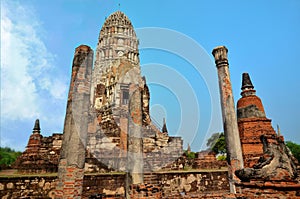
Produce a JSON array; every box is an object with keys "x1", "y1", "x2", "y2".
[
  {"x1": 14, "y1": 119, "x2": 62, "y2": 173},
  {"x1": 237, "y1": 73, "x2": 266, "y2": 120},
  {"x1": 235, "y1": 73, "x2": 298, "y2": 182}
]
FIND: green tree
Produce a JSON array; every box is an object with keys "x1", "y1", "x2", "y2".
[
  {"x1": 207, "y1": 133, "x2": 226, "y2": 155},
  {"x1": 212, "y1": 133, "x2": 226, "y2": 155},
  {"x1": 184, "y1": 150, "x2": 196, "y2": 159},
  {"x1": 286, "y1": 141, "x2": 300, "y2": 162},
  {"x1": 206, "y1": 132, "x2": 221, "y2": 150},
  {"x1": 0, "y1": 147, "x2": 22, "y2": 169},
  {"x1": 216, "y1": 154, "x2": 227, "y2": 161}
]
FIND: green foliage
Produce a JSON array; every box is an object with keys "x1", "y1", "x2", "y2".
[
  {"x1": 187, "y1": 152, "x2": 196, "y2": 159},
  {"x1": 0, "y1": 147, "x2": 22, "y2": 168},
  {"x1": 206, "y1": 132, "x2": 221, "y2": 150},
  {"x1": 212, "y1": 133, "x2": 226, "y2": 155},
  {"x1": 184, "y1": 150, "x2": 196, "y2": 159},
  {"x1": 207, "y1": 132, "x2": 227, "y2": 155},
  {"x1": 216, "y1": 154, "x2": 227, "y2": 161},
  {"x1": 286, "y1": 141, "x2": 300, "y2": 162}
]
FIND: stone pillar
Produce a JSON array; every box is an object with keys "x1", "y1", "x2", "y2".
[
  {"x1": 127, "y1": 85, "x2": 144, "y2": 185},
  {"x1": 56, "y1": 45, "x2": 93, "y2": 199},
  {"x1": 212, "y1": 46, "x2": 244, "y2": 193}
]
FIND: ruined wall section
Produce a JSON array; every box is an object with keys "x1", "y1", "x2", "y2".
[
  {"x1": 142, "y1": 127, "x2": 183, "y2": 172},
  {"x1": 0, "y1": 171, "x2": 229, "y2": 199},
  {"x1": 0, "y1": 176, "x2": 57, "y2": 199}
]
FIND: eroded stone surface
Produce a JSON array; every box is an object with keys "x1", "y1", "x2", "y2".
[
  {"x1": 55, "y1": 45, "x2": 93, "y2": 198},
  {"x1": 236, "y1": 135, "x2": 298, "y2": 182}
]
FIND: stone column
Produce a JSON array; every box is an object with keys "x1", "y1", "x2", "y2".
[
  {"x1": 56, "y1": 45, "x2": 93, "y2": 199},
  {"x1": 212, "y1": 46, "x2": 244, "y2": 193},
  {"x1": 127, "y1": 84, "x2": 144, "y2": 185}
]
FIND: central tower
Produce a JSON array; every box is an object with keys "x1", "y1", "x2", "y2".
[
  {"x1": 87, "y1": 11, "x2": 150, "y2": 173},
  {"x1": 91, "y1": 11, "x2": 141, "y2": 111},
  {"x1": 86, "y1": 11, "x2": 182, "y2": 175}
]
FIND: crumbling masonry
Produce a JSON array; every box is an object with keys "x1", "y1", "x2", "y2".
[
  {"x1": 56, "y1": 45, "x2": 93, "y2": 198},
  {"x1": 10, "y1": 11, "x2": 300, "y2": 199}
]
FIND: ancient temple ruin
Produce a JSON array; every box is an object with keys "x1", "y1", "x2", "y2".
[{"x1": 7, "y1": 11, "x2": 299, "y2": 199}]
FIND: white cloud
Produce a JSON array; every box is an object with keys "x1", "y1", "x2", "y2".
[
  {"x1": 50, "y1": 80, "x2": 68, "y2": 100},
  {"x1": 1, "y1": 3, "x2": 39, "y2": 120},
  {"x1": 0, "y1": 1, "x2": 67, "y2": 121},
  {"x1": 39, "y1": 77, "x2": 67, "y2": 100}
]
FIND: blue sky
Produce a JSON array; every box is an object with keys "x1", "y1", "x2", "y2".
[{"x1": 1, "y1": 0, "x2": 300, "y2": 152}]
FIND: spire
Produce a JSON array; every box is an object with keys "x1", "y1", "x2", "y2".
[
  {"x1": 241, "y1": 73, "x2": 256, "y2": 97},
  {"x1": 277, "y1": 124, "x2": 281, "y2": 136},
  {"x1": 187, "y1": 143, "x2": 191, "y2": 154},
  {"x1": 237, "y1": 72, "x2": 266, "y2": 119},
  {"x1": 162, "y1": 118, "x2": 168, "y2": 133},
  {"x1": 241, "y1": 73, "x2": 254, "y2": 90},
  {"x1": 33, "y1": 119, "x2": 40, "y2": 134}
]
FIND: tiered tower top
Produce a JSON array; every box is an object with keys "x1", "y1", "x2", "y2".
[
  {"x1": 101, "y1": 11, "x2": 134, "y2": 33},
  {"x1": 94, "y1": 11, "x2": 139, "y2": 71},
  {"x1": 91, "y1": 11, "x2": 141, "y2": 109},
  {"x1": 97, "y1": 11, "x2": 138, "y2": 58}
]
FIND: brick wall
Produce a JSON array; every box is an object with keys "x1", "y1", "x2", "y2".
[
  {"x1": 0, "y1": 170, "x2": 229, "y2": 199},
  {"x1": 157, "y1": 170, "x2": 229, "y2": 197},
  {"x1": 0, "y1": 176, "x2": 57, "y2": 199},
  {"x1": 82, "y1": 173, "x2": 126, "y2": 198}
]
